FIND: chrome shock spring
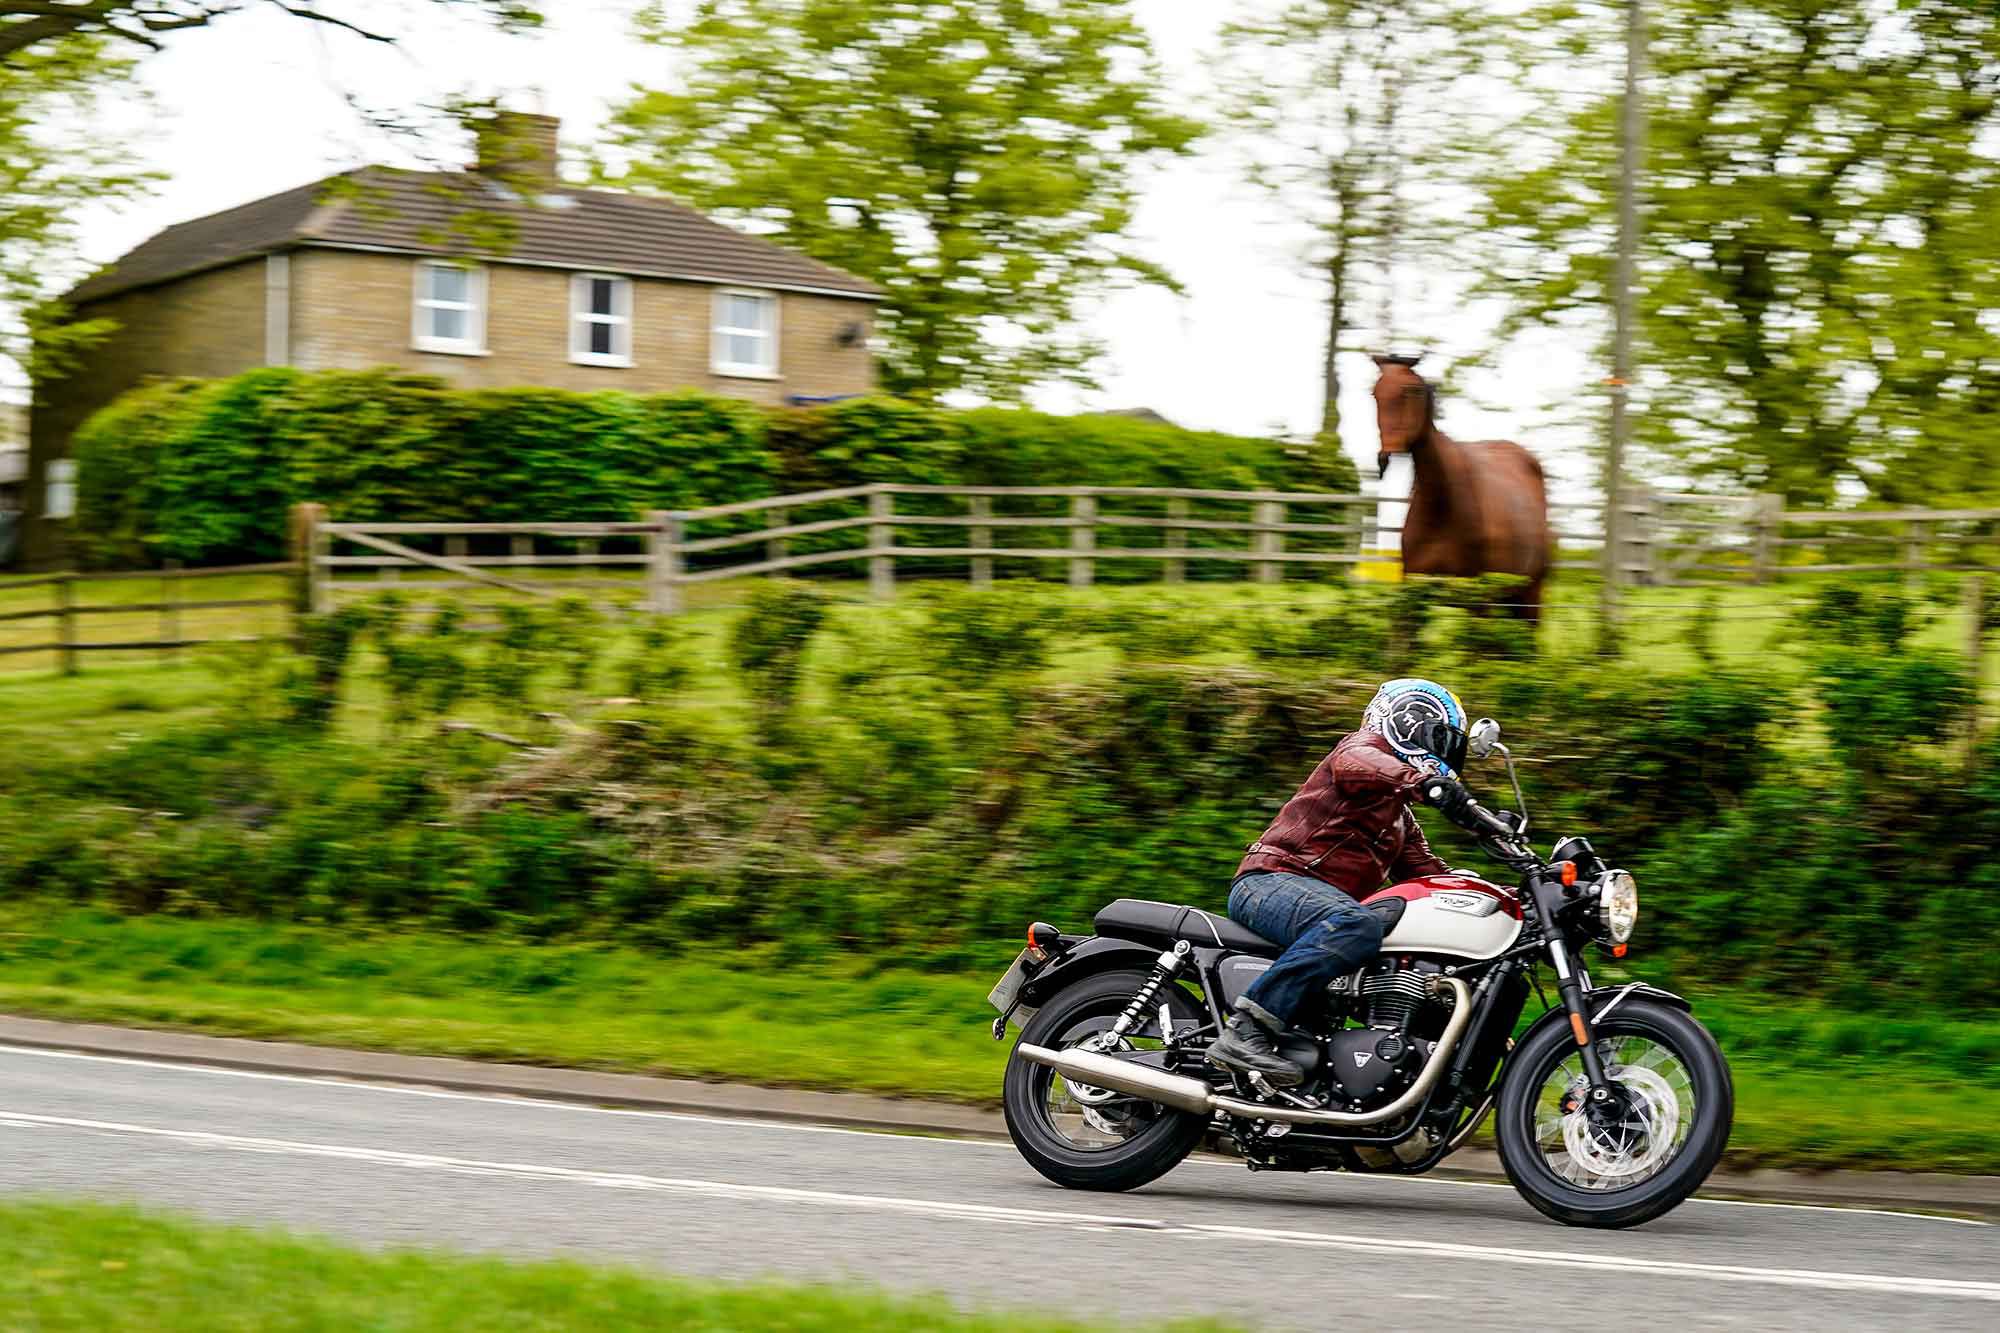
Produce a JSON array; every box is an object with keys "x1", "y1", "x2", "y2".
[{"x1": 1109, "y1": 942, "x2": 1189, "y2": 1038}]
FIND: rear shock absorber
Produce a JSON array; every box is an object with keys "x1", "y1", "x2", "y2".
[{"x1": 1108, "y1": 940, "x2": 1191, "y2": 1038}]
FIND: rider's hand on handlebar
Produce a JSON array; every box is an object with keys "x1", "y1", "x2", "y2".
[{"x1": 1418, "y1": 773, "x2": 1479, "y2": 829}]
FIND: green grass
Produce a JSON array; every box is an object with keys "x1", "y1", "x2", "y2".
[
  {"x1": 0, "y1": 907, "x2": 1994, "y2": 1175},
  {"x1": 0, "y1": 1200, "x2": 1238, "y2": 1332}
]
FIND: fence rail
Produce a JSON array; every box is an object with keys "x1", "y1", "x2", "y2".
[
  {"x1": 310, "y1": 486, "x2": 1614, "y2": 613},
  {"x1": 0, "y1": 561, "x2": 296, "y2": 673},
  {"x1": 297, "y1": 484, "x2": 2000, "y2": 615}
]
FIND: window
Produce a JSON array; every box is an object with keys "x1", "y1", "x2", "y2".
[
  {"x1": 570, "y1": 273, "x2": 632, "y2": 366},
  {"x1": 45, "y1": 459, "x2": 76, "y2": 520},
  {"x1": 412, "y1": 260, "x2": 486, "y2": 354},
  {"x1": 711, "y1": 288, "x2": 779, "y2": 377}
]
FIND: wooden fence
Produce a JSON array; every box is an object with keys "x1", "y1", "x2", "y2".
[
  {"x1": 0, "y1": 562, "x2": 296, "y2": 674},
  {"x1": 306, "y1": 486, "x2": 1611, "y2": 614},
  {"x1": 1616, "y1": 491, "x2": 2000, "y2": 586}
]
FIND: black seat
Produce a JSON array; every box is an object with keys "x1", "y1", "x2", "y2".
[
  {"x1": 1094, "y1": 894, "x2": 1409, "y2": 958},
  {"x1": 1094, "y1": 899, "x2": 1279, "y2": 956}
]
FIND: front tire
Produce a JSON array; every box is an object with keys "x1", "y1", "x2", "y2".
[
  {"x1": 1002, "y1": 969, "x2": 1209, "y2": 1192},
  {"x1": 1495, "y1": 998, "x2": 1733, "y2": 1229}
]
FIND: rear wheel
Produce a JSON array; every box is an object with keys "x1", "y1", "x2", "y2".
[
  {"x1": 1002, "y1": 970, "x2": 1209, "y2": 1192},
  {"x1": 1495, "y1": 998, "x2": 1732, "y2": 1229}
]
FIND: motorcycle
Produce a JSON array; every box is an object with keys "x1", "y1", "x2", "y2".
[{"x1": 988, "y1": 719, "x2": 1732, "y2": 1229}]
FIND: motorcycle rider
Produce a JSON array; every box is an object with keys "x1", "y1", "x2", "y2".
[{"x1": 1207, "y1": 678, "x2": 1484, "y2": 1086}]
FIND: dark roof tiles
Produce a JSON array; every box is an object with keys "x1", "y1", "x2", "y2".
[{"x1": 69, "y1": 168, "x2": 881, "y2": 304}]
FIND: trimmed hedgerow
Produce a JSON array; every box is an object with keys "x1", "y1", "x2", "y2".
[{"x1": 67, "y1": 370, "x2": 1347, "y2": 568}]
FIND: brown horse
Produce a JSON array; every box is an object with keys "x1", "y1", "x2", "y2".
[{"x1": 1372, "y1": 354, "x2": 1553, "y2": 623}]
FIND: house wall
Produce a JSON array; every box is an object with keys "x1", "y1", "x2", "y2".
[
  {"x1": 288, "y1": 249, "x2": 876, "y2": 405},
  {"x1": 17, "y1": 247, "x2": 877, "y2": 568},
  {"x1": 22, "y1": 259, "x2": 268, "y2": 567}
]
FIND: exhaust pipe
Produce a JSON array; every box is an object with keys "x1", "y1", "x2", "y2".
[{"x1": 1017, "y1": 976, "x2": 1473, "y2": 1128}]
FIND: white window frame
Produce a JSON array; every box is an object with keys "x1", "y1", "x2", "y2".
[
  {"x1": 710, "y1": 287, "x2": 780, "y2": 379},
  {"x1": 45, "y1": 458, "x2": 77, "y2": 521},
  {"x1": 570, "y1": 273, "x2": 634, "y2": 367},
  {"x1": 411, "y1": 260, "x2": 487, "y2": 356}
]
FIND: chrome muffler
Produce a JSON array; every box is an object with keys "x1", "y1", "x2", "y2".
[{"x1": 1016, "y1": 976, "x2": 1473, "y2": 1128}]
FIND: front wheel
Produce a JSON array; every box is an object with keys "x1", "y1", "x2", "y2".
[
  {"x1": 1002, "y1": 969, "x2": 1209, "y2": 1192},
  {"x1": 1495, "y1": 998, "x2": 1733, "y2": 1229}
]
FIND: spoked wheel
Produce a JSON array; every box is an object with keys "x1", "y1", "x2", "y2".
[
  {"x1": 1002, "y1": 970, "x2": 1209, "y2": 1192},
  {"x1": 1496, "y1": 997, "x2": 1733, "y2": 1229}
]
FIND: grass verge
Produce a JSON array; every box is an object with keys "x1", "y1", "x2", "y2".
[
  {"x1": 0, "y1": 908, "x2": 1993, "y2": 1175},
  {"x1": 0, "y1": 1200, "x2": 1238, "y2": 1332}
]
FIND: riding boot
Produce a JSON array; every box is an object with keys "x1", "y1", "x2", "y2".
[{"x1": 1206, "y1": 999, "x2": 1305, "y2": 1088}]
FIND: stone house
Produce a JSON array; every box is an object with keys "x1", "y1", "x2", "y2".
[{"x1": 19, "y1": 114, "x2": 881, "y2": 567}]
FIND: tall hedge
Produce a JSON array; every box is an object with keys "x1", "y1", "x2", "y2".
[{"x1": 68, "y1": 370, "x2": 1350, "y2": 567}]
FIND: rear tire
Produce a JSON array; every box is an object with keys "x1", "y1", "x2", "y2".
[
  {"x1": 1495, "y1": 998, "x2": 1732, "y2": 1229},
  {"x1": 1002, "y1": 970, "x2": 1209, "y2": 1192}
]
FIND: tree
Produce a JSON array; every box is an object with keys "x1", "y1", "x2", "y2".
[
  {"x1": 1, "y1": 36, "x2": 150, "y2": 388},
  {"x1": 0, "y1": 1, "x2": 541, "y2": 62},
  {"x1": 602, "y1": 0, "x2": 1204, "y2": 401},
  {"x1": 1213, "y1": 1, "x2": 1492, "y2": 452},
  {"x1": 1474, "y1": 1, "x2": 2000, "y2": 505}
]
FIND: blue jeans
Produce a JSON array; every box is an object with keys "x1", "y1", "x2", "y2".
[{"x1": 1229, "y1": 870, "x2": 1385, "y2": 1029}]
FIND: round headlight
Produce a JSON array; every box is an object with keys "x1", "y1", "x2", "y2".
[{"x1": 1598, "y1": 870, "x2": 1638, "y2": 944}]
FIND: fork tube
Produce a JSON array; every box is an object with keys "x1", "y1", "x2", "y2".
[{"x1": 1546, "y1": 938, "x2": 1614, "y2": 1091}]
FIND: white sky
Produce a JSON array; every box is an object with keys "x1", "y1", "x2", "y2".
[{"x1": 43, "y1": 0, "x2": 1604, "y2": 496}]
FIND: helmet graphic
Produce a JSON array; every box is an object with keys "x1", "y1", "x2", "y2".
[{"x1": 1362, "y1": 678, "x2": 1470, "y2": 778}]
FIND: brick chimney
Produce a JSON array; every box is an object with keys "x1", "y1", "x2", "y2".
[{"x1": 473, "y1": 111, "x2": 562, "y2": 189}]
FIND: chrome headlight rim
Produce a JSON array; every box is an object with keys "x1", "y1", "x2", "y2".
[{"x1": 1597, "y1": 869, "x2": 1638, "y2": 944}]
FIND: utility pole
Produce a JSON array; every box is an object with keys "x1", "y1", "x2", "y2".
[{"x1": 1602, "y1": 0, "x2": 1644, "y2": 655}]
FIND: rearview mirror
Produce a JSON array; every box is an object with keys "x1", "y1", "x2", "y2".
[{"x1": 1467, "y1": 718, "x2": 1500, "y2": 760}]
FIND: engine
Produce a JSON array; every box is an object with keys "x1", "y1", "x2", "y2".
[{"x1": 1320, "y1": 960, "x2": 1445, "y2": 1109}]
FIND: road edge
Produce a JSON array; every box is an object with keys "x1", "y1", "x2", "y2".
[{"x1": 2, "y1": 1012, "x2": 1993, "y2": 1220}]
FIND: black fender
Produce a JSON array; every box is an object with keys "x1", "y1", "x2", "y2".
[
  {"x1": 1017, "y1": 935, "x2": 1165, "y2": 1008},
  {"x1": 1515, "y1": 981, "x2": 1693, "y2": 1051}
]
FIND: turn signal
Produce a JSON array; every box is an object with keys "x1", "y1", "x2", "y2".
[
  {"x1": 1026, "y1": 921, "x2": 1060, "y2": 965},
  {"x1": 1558, "y1": 861, "x2": 1578, "y2": 888},
  {"x1": 1612, "y1": 943, "x2": 1629, "y2": 959}
]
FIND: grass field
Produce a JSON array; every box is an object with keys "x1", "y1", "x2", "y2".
[
  {"x1": 0, "y1": 1200, "x2": 1238, "y2": 1332},
  {"x1": 1, "y1": 907, "x2": 1994, "y2": 1174}
]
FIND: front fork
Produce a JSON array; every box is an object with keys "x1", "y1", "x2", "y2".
[{"x1": 1546, "y1": 935, "x2": 1623, "y2": 1115}]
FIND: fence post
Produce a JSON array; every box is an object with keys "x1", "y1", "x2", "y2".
[
  {"x1": 1165, "y1": 497, "x2": 1187, "y2": 585},
  {"x1": 1069, "y1": 494, "x2": 1097, "y2": 588},
  {"x1": 765, "y1": 507, "x2": 788, "y2": 566},
  {"x1": 288, "y1": 502, "x2": 327, "y2": 617},
  {"x1": 1254, "y1": 500, "x2": 1284, "y2": 584},
  {"x1": 1967, "y1": 577, "x2": 1988, "y2": 755},
  {"x1": 869, "y1": 489, "x2": 895, "y2": 600},
  {"x1": 161, "y1": 558, "x2": 181, "y2": 662},
  {"x1": 1903, "y1": 520, "x2": 1927, "y2": 592},
  {"x1": 55, "y1": 573, "x2": 76, "y2": 676},
  {"x1": 968, "y1": 495, "x2": 992, "y2": 588},
  {"x1": 647, "y1": 510, "x2": 682, "y2": 615},
  {"x1": 1751, "y1": 493, "x2": 1782, "y2": 585}
]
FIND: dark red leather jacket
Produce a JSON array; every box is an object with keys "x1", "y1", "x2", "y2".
[{"x1": 1236, "y1": 729, "x2": 1449, "y2": 892}]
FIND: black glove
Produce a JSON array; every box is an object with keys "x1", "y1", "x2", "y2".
[{"x1": 1418, "y1": 773, "x2": 1479, "y2": 829}]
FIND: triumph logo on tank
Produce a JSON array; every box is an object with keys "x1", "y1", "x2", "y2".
[{"x1": 1432, "y1": 890, "x2": 1500, "y2": 917}]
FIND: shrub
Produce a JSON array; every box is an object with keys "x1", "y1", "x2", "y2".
[{"x1": 69, "y1": 372, "x2": 1305, "y2": 567}]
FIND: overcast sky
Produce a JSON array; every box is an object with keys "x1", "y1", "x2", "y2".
[{"x1": 48, "y1": 0, "x2": 1604, "y2": 495}]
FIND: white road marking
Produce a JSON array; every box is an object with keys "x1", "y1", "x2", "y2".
[
  {"x1": 1187, "y1": 1223, "x2": 2000, "y2": 1302},
  {"x1": 1, "y1": 1107, "x2": 1996, "y2": 1303},
  {"x1": 0, "y1": 1043, "x2": 1987, "y2": 1228}
]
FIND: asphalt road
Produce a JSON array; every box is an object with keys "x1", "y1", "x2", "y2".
[{"x1": 0, "y1": 1044, "x2": 1993, "y2": 1331}]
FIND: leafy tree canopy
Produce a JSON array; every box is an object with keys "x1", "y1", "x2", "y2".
[
  {"x1": 1, "y1": 35, "x2": 151, "y2": 386},
  {"x1": 602, "y1": 0, "x2": 1205, "y2": 402},
  {"x1": 1475, "y1": 0, "x2": 2000, "y2": 505},
  {"x1": 0, "y1": 1, "x2": 541, "y2": 62}
]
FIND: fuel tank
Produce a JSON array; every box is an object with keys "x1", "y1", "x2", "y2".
[{"x1": 1366, "y1": 874, "x2": 1523, "y2": 960}]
